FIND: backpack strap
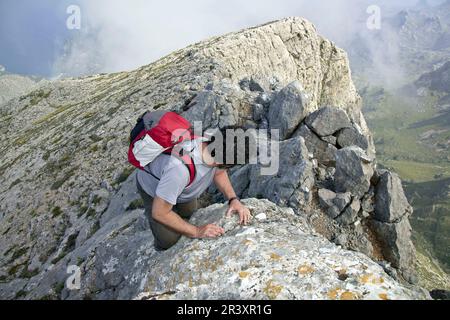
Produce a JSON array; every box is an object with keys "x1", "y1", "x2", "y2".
[{"x1": 164, "y1": 145, "x2": 197, "y2": 187}]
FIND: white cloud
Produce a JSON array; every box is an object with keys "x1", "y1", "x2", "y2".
[{"x1": 52, "y1": 0, "x2": 438, "y2": 77}]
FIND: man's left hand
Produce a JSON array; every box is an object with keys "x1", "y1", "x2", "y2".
[{"x1": 226, "y1": 199, "x2": 252, "y2": 225}]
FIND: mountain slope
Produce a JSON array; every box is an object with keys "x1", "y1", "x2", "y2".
[
  {"x1": 0, "y1": 67, "x2": 38, "y2": 105},
  {"x1": 0, "y1": 17, "x2": 423, "y2": 299}
]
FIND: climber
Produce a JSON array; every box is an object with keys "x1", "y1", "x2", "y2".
[{"x1": 135, "y1": 125, "x2": 253, "y2": 251}]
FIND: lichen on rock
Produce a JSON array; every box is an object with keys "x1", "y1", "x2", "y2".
[{"x1": 137, "y1": 199, "x2": 428, "y2": 300}]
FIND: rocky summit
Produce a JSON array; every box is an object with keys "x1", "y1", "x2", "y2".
[
  {"x1": 0, "y1": 17, "x2": 428, "y2": 299},
  {"x1": 137, "y1": 199, "x2": 425, "y2": 300}
]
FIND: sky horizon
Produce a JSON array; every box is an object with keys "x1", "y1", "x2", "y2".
[{"x1": 0, "y1": 0, "x2": 446, "y2": 78}]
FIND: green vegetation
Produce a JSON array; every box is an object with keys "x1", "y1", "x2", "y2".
[
  {"x1": 9, "y1": 247, "x2": 28, "y2": 262},
  {"x1": 126, "y1": 198, "x2": 144, "y2": 211},
  {"x1": 89, "y1": 221, "x2": 101, "y2": 237},
  {"x1": 20, "y1": 266, "x2": 39, "y2": 279},
  {"x1": 14, "y1": 290, "x2": 28, "y2": 299},
  {"x1": 115, "y1": 167, "x2": 134, "y2": 184},
  {"x1": 8, "y1": 263, "x2": 26, "y2": 276},
  {"x1": 362, "y1": 86, "x2": 450, "y2": 273},
  {"x1": 51, "y1": 206, "x2": 63, "y2": 218},
  {"x1": 51, "y1": 231, "x2": 80, "y2": 265},
  {"x1": 51, "y1": 253, "x2": 67, "y2": 265},
  {"x1": 76, "y1": 257, "x2": 85, "y2": 266},
  {"x1": 53, "y1": 282, "x2": 65, "y2": 297},
  {"x1": 29, "y1": 89, "x2": 51, "y2": 106},
  {"x1": 9, "y1": 178, "x2": 22, "y2": 188},
  {"x1": 33, "y1": 104, "x2": 75, "y2": 125},
  {"x1": 50, "y1": 166, "x2": 78, "y2": 190}
]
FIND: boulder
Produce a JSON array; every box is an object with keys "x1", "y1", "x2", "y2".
[
  {"x1": 137, "y1": 199, "x2": 428, "y2": 300},
  {"x1": 182, "y1": 89, "x2": 239, "y2": 129},
  {"x1": 374, "y1": 170, "x2": 412, "y2": 223},
  {"x1": 305, "y1": 106, "x2": 352, "y2": 137},
  {"x1": 294, "y1": 124, "x2": 337, "y2": 166},
  {"x1": 318, "y1": 189, "x2": 341, "y2": 219},
  {"x1": 336, "y1": 198, "x2": 361, "y2": 226},
  {"x1": 337, "y1": 126, "x2": 369, "y2": 150},
  {"x1": 335, "y1": 147, "x2": 374, "y2": 198},
  {"x1": 268, "y1": 81, "x2": 309, "y2": 139},
  {"x1": 361, "y1": 187, "x2": 375, "y2": 214},
  {"x1": 334, "y1": 192, "x2": 352, "y2": 212},
  {"x1": 247, "y1": 136, "x2": 314, "y2": 208},
  {"x1": 317, "y1": 189, "x2": 352, "y2": 219},
  {"x1": 322, "y1": 135, "x2": 337, "y2": 145},
  {"x1": 371, "y1": 218, "x2": 417, "y2": 283}
]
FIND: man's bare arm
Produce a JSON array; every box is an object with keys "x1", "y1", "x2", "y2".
[
  {"x1": 213, "y1": 169, "x2": 237, "y2": 200},
  {"x1": 152, "y1": 196, "x2": 224, "y2": 239},
  {"x1": 213, "y1": 169, "x2": 251, "y2": 225}
]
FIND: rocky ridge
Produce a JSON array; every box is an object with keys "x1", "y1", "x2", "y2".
[
  {"x1": 0, "y1": 17, "x2": 425, "y2": 299},
  {"x1": 0, "y1": 67, "x2": 38, "y2": 105}
]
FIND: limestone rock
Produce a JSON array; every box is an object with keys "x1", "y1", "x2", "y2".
[
  {"x1": 305, "y1": 106, "x2": 352, "y2": 137},
  {"x1": 336, "y1": 198, "x2": 361, "y2": 226},
  {"x1": 0, "y1": 72, "x2": 38, "y2": 105},
  {"x1": 318, "y1": 189, "x2": 340, "y2": 219},
  {"x1": 317, "y1": 189, "x2": 352, "y2": 220},
  {"x1": 322, "y1": 135, "x2": 337, "y2": 145},
  {"x1": 136, "y1": 199, "x2": 428, "y2": 300},
  {"x1": 371, "y1": 218, "x2": 417, "y2": 283},
  {"x1": 182, "y1": 89, "x2": 239, "y2": 129},
  {"x1": 334, "y1": 192, "x2": 353, "y2": 212},
  {"x1": 268, "y1": 81, "x2": 309, "y2": 139},
  {"x1": 335, "y1": 147, "x2": 374, "y2": 198},
  {"x1": 247, "y1": 136, "x2": 314, "y2": 208},
  {"x1": 374, "y1": 170, "x2": 412, "y2": 223},
  {"x1": 337, "y1": 126, "x2": 369, "y2": 150},
  {"x1": 294, "y1": 124, "x2": 337, "y2": 166}
]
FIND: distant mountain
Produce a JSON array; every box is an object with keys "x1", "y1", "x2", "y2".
[
  {"x1": 415, "y1": 61, "x2": 450, "y2": 97},
  {"x1": 0, "y1": 67, "x2": 39, "y2": 105},
  {"x1": 347, "y1": 1, "x2": 450, "y2": 87}
]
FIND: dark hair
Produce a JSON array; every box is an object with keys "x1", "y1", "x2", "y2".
[{"x1": 205, "y1": 126, "x2": 253, "y2": 169}]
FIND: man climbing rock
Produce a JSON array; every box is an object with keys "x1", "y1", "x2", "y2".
[{"x1": 134, "y1": 120, "x2": 252, "y2": 250}]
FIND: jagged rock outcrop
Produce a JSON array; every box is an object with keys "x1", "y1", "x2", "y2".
[
  {"x1": 0, "y1": 68, "x2": 38, "y2": 105},
  {"x1": 0, "y1": 17, "x2": 421, "y2": 299},
  {"x1": 136, "y1": 199, "x2": 426, "y2": 300}
]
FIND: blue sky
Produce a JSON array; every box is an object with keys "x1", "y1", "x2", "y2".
[
  {"x1": 0, "y1": 0, "x2": 446, "y2": 77},
  {"x1": 0, "y1": 0, "x2": 81, "y2": 76}
]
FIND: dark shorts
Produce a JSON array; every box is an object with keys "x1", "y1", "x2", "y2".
[{"x1": 137, "y1": 180, "x2": 198, "y2": 250}]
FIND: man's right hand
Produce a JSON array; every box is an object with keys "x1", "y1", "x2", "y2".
[{"x1": 195, "y1": 224, "x2": 225, "y2": 239}]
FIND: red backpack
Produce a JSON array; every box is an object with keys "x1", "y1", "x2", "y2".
[{"x1": 128, "y1": 111, "x2": 198, "y2": 186}]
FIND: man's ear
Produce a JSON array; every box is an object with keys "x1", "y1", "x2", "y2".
[{"x1": 201, "y1": 142, "x2": 216, "y2": 166}]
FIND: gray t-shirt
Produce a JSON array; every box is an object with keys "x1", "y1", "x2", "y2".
[{"x1": 136, "y1": 138, "x2": 217, "y2": 205}]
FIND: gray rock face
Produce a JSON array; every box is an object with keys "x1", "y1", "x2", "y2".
[
  {"x1": 374, "y1": 170, "x2": 412, "y2": 223},
  {"x1": 371, "y1": 218, "x2": 417, "y2": 283},
  {"x1": 247, "y1": 136, "x2": 314, "y2": 208},
  {"x1": 336, "y1": 198, "x2": 361, "y2": 226},
  {"x1": 370, "y1": 170, "x2": 416, "y2": 282},
  {"x1": 337, "y1": 127, "x2": 369, "y2": 151},
  {"x1": 294, "y1": 124, "x2": 337, "y2": 165},
  {"x1": 318, "y1": 188, "x2": 352, "y2": 219},
  {"x1": 268, "y1": 81, "x2": 309, "y2": 139},
  {"x1": 305, "y1": 106, "x2": 352, "y2": 137},
  {"x1": 335, "y1": 147, "x2": 374, "y2": 198},
  {"x1": 182, "y1": 87, "x2": 239, "y2": 129},
  {"x1": 136, "y1": 199, "x2": 427, "y2": 300},
  {"x1": 0, "y1": 72, "x2": 38, "y2": 105}
]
